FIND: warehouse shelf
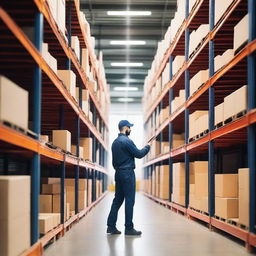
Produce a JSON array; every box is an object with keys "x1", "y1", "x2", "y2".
[
  {"x1": 144, "y1": 0, "x2": 246, "y2": 122},
  {"x1": 0, "y1": 123, "x2": 108, "y2": 174},
  {"x1": 0, "y1": 7, "x2": 108, "y2": 149},
  {"x1": 144, "y1": 192, "x2": 256, "y2": 250},
  {"x1": 33, "y1": 0, "x2": 109, "y2": 129}
]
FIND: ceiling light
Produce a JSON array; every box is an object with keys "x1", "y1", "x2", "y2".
[
  {"x1": 107, "y1": 11, "x2": 152, "y2": 16},
  {"x1": 111, "y1": 62, "x2": 143, "y2": 67},
  {"x1": 114, "y1": 87, "x2": 138, "y2": 91},
  {"x1": 118, "y1": 98, "x2": 135, "y2": 102},
  {"x1": 110, "y1": 40, "x2": 146, "y2": 45},
  {"x1": 122, "y1": 78, "x2": 137, "y2": 83}
]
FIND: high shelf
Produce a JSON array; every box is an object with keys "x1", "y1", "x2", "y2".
[
  {"x1": 0, "y1": 1, "x2": 109, "y2": 255},
  {"x1": 142, "y1": 0, "x2": 256, "y2": 251}
]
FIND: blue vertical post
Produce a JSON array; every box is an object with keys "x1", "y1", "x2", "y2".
[
  {"x1": 169, "y1": 56, "x2": 174, "y2": 202},
  {"x1": 248, "y1": 0, "x2": 256, "y2": 234},
  {"x1": 66, "y1": 0, "x2": 72, "y2": 69},
  {"x1": 75, "y1": 116, "x2": 80, "y2": 214},
  {"x1": 31, "y1": 11, "x2": 43, "y2": 245},
  {"x1": 208, "y1": 0, "x2": 215, "y2": 218},
  {"x1": 60, "y1": 161, "x2": 66, "y2": 224},
  {"x1": 184, "y1": 0, "x2": 190, "y2": 208}
]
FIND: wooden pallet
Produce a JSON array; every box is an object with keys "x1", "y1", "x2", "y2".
[
  {"x1": 189, "y1": 207, "x2": 209, "y2": 216},
  {"x1": 1, "y1": 120, "x2": 37, "y2": 138},
  {"x1": 224, "y1": 110, "x2": 247, "y2": 125},
  {"x1": 214, "y1": 216, "x2": 249, "y2": 231},
  {"x1": 214, "y1": 121, "x2": 224, "y2": 130},
  {"x1": 234, "y1": 41, "x2": 248, "y2": 55}
]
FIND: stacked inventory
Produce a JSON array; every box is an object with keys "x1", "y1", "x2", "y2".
[
  {"x1": 142, "y1": 0, "x2": 256, "y2": 249},
  {"x1": 0, "y1": 0, "x2": 109, "y2": 254}
]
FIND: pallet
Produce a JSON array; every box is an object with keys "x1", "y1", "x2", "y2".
[
  {"x1": 189, "y1": 207, "x2": 209, "y2": 216},
  {"x1": 189, "y1": 36, "x2": 208, "y2": 59},
  {"x1": 214, "y1": 216, "x2": 249, "y2": 231},
  {"x1": 1, "y1": 120, "x2": 37, "y2": 139},
  {"x1": 189, "y1": 128, "x2": 209, "y2": 142},
  {"x1": 214, "y1": 121, "x2": 224, "y2": 130},
  {"x1": 224, "y1": 110, "x2": 247, "y2": 125},
  {"x1": 234, "y1": 41, "x2": 248, "y2": 56}
]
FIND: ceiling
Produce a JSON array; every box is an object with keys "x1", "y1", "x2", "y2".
[{"x1": 80, "y1": 0, "x2": 177, "y2": 104}]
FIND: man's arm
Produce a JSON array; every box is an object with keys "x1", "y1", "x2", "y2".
[{"x1": 125, "y1": 139, "x2": 150, "y2": 159}]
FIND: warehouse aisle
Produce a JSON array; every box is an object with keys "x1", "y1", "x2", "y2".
[{"x1": 44, "y1": 193, "x2": 250, "y2": 256}]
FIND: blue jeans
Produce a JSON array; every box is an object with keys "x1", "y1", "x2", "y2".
[{"x1": 107, "y1": 169, "x2": 136, "y2": 230}]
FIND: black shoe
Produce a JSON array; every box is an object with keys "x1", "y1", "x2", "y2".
[
  {"x1": 125, "y1": 228, "x2": 142, "y2": 236},
  {"x1": 107, "y1": 227, "x2": 121, "y2": 235}
]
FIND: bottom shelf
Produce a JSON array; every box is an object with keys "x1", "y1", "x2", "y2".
[
  {"x1": 22, "y1": 191, "x2": 108, "y2": 256},
  {"x1": 143, "y1": 192, "x2": 256, "y2": 252}
]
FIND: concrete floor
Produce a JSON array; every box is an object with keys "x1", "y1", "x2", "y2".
[{"x1": 44, "y1": 193, "x2": 252, "y2": 256}]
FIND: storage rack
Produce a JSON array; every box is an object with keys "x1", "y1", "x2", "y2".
[
  {"x1": 0, "y1": 0, "x2": 109, "y2": 255},
  {"x1": 143, "y1": 0, "x2": 256, "y2": 251}
]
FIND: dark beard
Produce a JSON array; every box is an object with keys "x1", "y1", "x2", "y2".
[{"x1": 125, "y1": 130, "x2": 130, "y2": 136}]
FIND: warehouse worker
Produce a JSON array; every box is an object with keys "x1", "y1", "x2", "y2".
[{"x1": 107, "y1": 120, "x2": 150, "y2": 236}]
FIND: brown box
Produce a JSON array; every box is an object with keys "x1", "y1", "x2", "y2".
[
  {"x1": 173, "y1": 162, "x2": 185, "y2": 188},
  {"x1": 82, "y1": 48, "x2": 90, "y2": 75},
  {"x1": 0, "y1": 75, "x2": 29, "y2": 129},
  {"x1": 214, "y1": 103, "x2": 224, "y2": 125},
  {"x1": 41, "y1": 177, "x2": 60, "y2": 184},
  {"x1": 195, "y1": 173, "x2": 208, "y2": 198},
  {"x1": 190, "y1": 161, "x2": 208, "y2": 174},
  {"x1": 65, "y1": 178, "x2": 87, "y2": 191},
  {"x1": 42, "y1": 184, "x2": 61, "y2": 194},
  {"x1": 159, "y1": 165, "x2": 169, "y2": 200},
  {"x1": 39, "y1": 213, "x2": 60, "y2": 228},
  {"x1": 189, "y1": 69, "x2": 209, "y2": 96},
  {"x1": 67, "y1": 190, "x2": 87, "y2": 211},
  {"x1": 234, "y1": 14, "x2": 248, "y2": 52},
  {"x1": 172, "y1": 139, "x2": 184, "y2": 149},
  {"x1": 200, "y1": 197, "x2": 208, "y2": 213},
  {"x1": 224, "y1": 92, "x2": 235, "y2": 121},
  {"x1": 0, "y1": 176, "x2": 30, "y2": 256},
  {"x1": 215, "y1": 174, "x2": 238, "y2": 198},
  {"x1": 80, "y1": 137, "x2": 93, "y2": 161},
  {"x1": 234, "y1": 85, "x2": 247, "y2": 115},
  {"x1": 71, "y1": 145, "x2": 84, "y2": 158},
  {"x1": 41, "y1": 135, "x2": 49, "y2": 143},
  {"x1": 57, "y1": 70, "x2": 76, "y2": 98},
  {"x1": 66, "y1": 203, "x2": 70, "y2": 220},
  {"x1": 215, "y1": 197, "x2": 238, "y2": 219},
  {"x1": 39, "y1": 214, "x2": 53, "y2": 234},
  {"x1": 52, "y1": 130, "x2": 71, "y2": 152},
  {"x1": 82, "y1": 101, "x2": 90, "y2": 116},
  {"x1": 239, "y1": 168, "x2": 249, "y2": 226},
  {"x1": 71, "y1": 36, "x2": 80, "y2": 61},
  {"x1": 52, "y1": 194, "x2": 67, "y2": 217},
  {"x1": 190, "y1": 184, "x2": 195, "y2": 195},
  {"x1": 88, "y1": 179, "x2": 92, "y2": 206},
  {"x1": 40, "y1": 195, "x2": 53, "y2": 213}
]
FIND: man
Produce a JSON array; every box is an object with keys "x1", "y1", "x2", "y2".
[{"x1": 107, "y1": 120, "x2": 150, "y2": 236}]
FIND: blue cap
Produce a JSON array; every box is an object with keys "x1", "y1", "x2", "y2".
[{"x1": 118, "y1": 120, "x2": 134, "y2": 130}]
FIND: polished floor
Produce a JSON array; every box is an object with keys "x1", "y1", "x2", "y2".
[{"x1": 44, "y1": 193, "x2": 252, "y2": 256}]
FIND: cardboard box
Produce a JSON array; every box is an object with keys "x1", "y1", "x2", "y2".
[
  {"x1": 42, "y1": 184, "x2": 61, "y2": 194},
  {"x1": 214, "y1": 103, "x2": 224, "y2": 125},
  {"x1": 52, "y1": 130, "x2": 71, "y2": 152},
  {"x1": 159, "y1": 165, "x2": 169, "y2": 200},
  {"x1": 190, "y1": 69, "x2": 209, "y2": 96},
  {"x1": 172, "y1": 139, "x2": 184, "y2": 149},
  {"x1": 223, "y1": 92, "x2": 235, "y2": 120},
  {"x1": 200, "y1": 197, "x2": 208, "y2": 213},
  {"x1": 0, "y1": 176, "x2": 30, "y2": 219},
  {"x1": 40, "y1": 195, "x2": 53, "y2": 213},
  {"x1": 57, "y1": 0, "x2": 66, "y2": 36},
  {"x1": 49, "y1": 54, "x2": 57, "y2": 73},
  {"x1": 67, "y1": 190, "x2": 87, "y2": 211},
  {"x1": 215, "y1": 0, "x2": 233, "y2": 25},
  {"x1": 0, "y1": 76, "x2": 29, "y2": 129},
  {"x1": 234, "y1": 14, "x2": 248, "y2": 52},
  {"x1": 215, "y1": 197, "x2": 238, "y2": 219},
  {"x1": 173, "y1": 56, "x2": 185, "y2": 75},
  {"x1": 195, "y1": 173, "x2": 208, "y2": 198},
  {"x1": 233, "y1": 85, "x2": 247, "y2": 115},
  {"x1": 80, "y1": 137, "x2": 93, "y2": 161},
  {"x1": 88, "y1": 179, "x2": 92, "y2": 206},
  {"x1": 41, "y1": 177, "x2": 60, "y2": 184},
  {"x1": 52, "y1": 194, "x2": 66, "y2": 216},
  {"x1": 0, "y1": 176, "x2": 30, "y2": 256},
  {"x1": 71, "y1": 36, "x2": 80, "y2": 61},
  {"x1": 215, "y1": 174, "x2": 238, "y2": 198},
  {"x1": 41, "y1": 135, "x2": 49, "y2": 143},
  {"x1": 214, "y1": 49, "x2": 234, "y2": 72},
  {"x1": 189, "y1": 111, "x2": 208, "y2": 138},
  {"x1": 39, "y1": 214, "x2": 53, "y2": 234},
  {"x1": 71, "y1": 145, "x2": 84, "y2": 158},
  {"x1": 66, "y1": 203, "x2": 70, "y2": 219},
  {"x1": 40, "y1": 213, "x2": 60, "y2": 228},
  {"x1": 173, "y1": 163, "x2": 185, "y2": 188},
  {"x1": 189, "y1": 194, "x2": 201, "y2": 210},
  {"x1": 82, "y1": 101, "x2": 90, "y2": 116},
  {"x1": 57, "y1": 70, "x2": 76, "y2": 98},
  {"x1": 238, "y1": 168, "x2": 249, "y2": 226},
  {"x1": 190, "y1": 184, "x2": 195, "y2": 195},
  {"x1": 197, "y1": 112, "x2": 208, "y2": 134},
  {"x1": 65, "y1": 178, "x2": 87, "y2": 191},
  {"x1": 190, "y1": 161, "x2": 208, "y2": 175}
]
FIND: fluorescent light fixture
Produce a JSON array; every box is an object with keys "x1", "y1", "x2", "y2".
[
  {"x1": 111, "y1": 62, "x2": 143, "y2": 67},
  {"x1": 118, "y1": 98, "x2": 135, "y2": 102},
  {"x1": 110, "y1": 40, "x2": 146, "y2": 45},
  {"x1": 114, "y1": 87, "x2": 138, "y2": 91},
  {"x1": 107, "y1": 11, "x2": 152, "y2": 16},
  {"x1": 122, "y1": 78, "x2": 137, "y2": 83}
]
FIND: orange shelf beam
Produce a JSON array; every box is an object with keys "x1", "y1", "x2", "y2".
[
  {"x1": 187, "y1": 208, "x2": 210, "y2": 223},
  {"x1": 20, "y1": 242, "x2": 43, "y2": 256}
]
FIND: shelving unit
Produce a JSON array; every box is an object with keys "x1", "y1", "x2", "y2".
[
  {"x1": 0, "y1": 1, "x2": 109, "y2": 255},
  {"x1": 142, "y1": 0, "x2": 256, "y2": 251}
]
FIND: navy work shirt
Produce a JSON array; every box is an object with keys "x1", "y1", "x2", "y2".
[{"x1": 112, "y1": 133, "x2": 150, "y2": 170}]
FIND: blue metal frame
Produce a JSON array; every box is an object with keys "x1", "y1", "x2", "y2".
[
  {"x1": 31, "y1": 11, "x2": 43, "y2": 245},
  {"x1": 60, "y1": 161, "x2": 66, "y2": 224},
  {"x1": 208, "y1": 0, "x2": 215, "y2": 218},
  {"x1": 169, "y1": 56, "x2": 174, "y2": 202},
  {"x1": 248, "y1": 0, "x2": 256, "y2": 234},
  {"x1": 75, "y1": 115, "x2": 80, "y2": 213},
  {"x1": 66, "y1": 0, "x2": 72, "y2": 69}
]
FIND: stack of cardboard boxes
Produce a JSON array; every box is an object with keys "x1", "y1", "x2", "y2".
[
  {"x1": 214, "y1": 0, "x2": 233, "y2": 25},
  {"x1": 189, "y1": 161, "x2": 208, "y2": 213},
  {"x1": 171, "y1": 90, "x2": 185, "y2": 113},
  {"x1": 233, "y1": 14, "x2": 248, "y2": 53},
  {"x1": 190, "y1": 69, "x2": 209, "y2": 96},
  {"x1": 57, "y1": 70, "x2": 76, "y2": 99},
  {"x1": 80, "y1": 137, "x2": 93, "y2": 161},
  {"x1": 42, "y1": 43, "x2": 58, "y2": 73},
  {"x1": 71, "y1": 36, "x2": 80, "y2": 61},
  {"x1": 159, "y1": 165, "x2": 170, "y2": 200},
  {"x1": 215, "y1": 174, "x2": 238, "y2": 219},
  {"x1": 172, "y1": 163, "x2": 185, "y2": 206},
  {"x1": 0, "y1": 176, "x2": 30, "y2": 256},
  {"x1": 173, "y1": 56, "x2": 185, "y2": 76},
  {"x1": 214, "y1": 49, "x2": 234, "y2": 72},
  {"x1": 189, "y1": 111, "x2": 209, "y2": 139},
  {"x1": 172, "y1": 133, "x2": 185, "y2": 149},
  {"x1": 52, "y1": 130, "x2": 72, "y2": 153}
]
